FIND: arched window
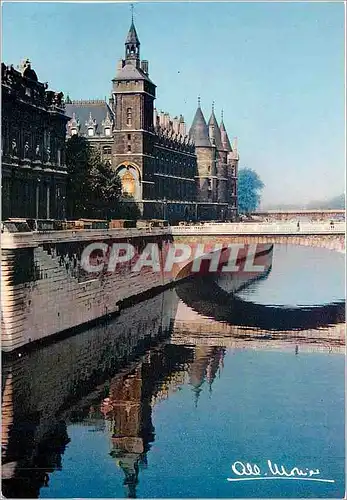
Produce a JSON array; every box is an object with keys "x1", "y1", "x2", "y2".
[
  {"x1": 126, "y1": 108, "x2": 132, "y2": 126},
  {"x1": 104, "y1": 127, "x2": 111, "y2": 136},
  {"x1": 122, "y1": 170, "x2": 136, "y2": 196},
  {"x1": 88, "y1": 128, "x2": 94, "y2": 137}
]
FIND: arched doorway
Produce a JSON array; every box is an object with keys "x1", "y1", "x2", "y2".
[
  {"x1": 116, "y1": 163, "x2": 141, "y2": 201},
  {"x1": 122, "y1": 170, "x2": 136, "y2": 197}
]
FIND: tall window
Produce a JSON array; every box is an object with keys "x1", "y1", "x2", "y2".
[
  {"x1": 105, "y1": 127, "x2": 111, "y2": 136},
  {"x1": 126, "y1": 108, "x2": 132, "y2": 126},
  {"x1": 88, "y1": 128, "x2": 94, "y2": 137}
]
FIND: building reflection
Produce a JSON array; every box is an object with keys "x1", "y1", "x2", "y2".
[
  {"x1": 188, "y1": 346, "x2": 225, "y2": 405},
  {"x1": 99, "y1": 344, "x2": 225, "y2": 497}
]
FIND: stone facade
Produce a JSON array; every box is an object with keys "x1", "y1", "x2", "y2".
[
  {"x1": 66, "y1": 20, "x2": 239, "y2": 222},
  {"x1": 1, "y1": 60, "x2": 69, "y2": 220}
]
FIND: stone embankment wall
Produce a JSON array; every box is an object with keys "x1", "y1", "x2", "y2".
[
  {"x1": 1, "y1": 229, "x2": 175, "y2": 352},
  {"x1": 1, "y1": 228, "x2": 275, "y2": 352}
]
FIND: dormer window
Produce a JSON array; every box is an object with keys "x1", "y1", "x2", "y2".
[
  {"x1": 85, "y1": 112, "x2": 97, "y2": 137},
  {"x1": 102, "y1": 112, "x2": 113, "y2": 137},
  {"x1": 69, "y1": 113, "x2": 80, "y2": 136},
  {"x1": 25, "y1": 87, "x2": 31, "y2": 97}
]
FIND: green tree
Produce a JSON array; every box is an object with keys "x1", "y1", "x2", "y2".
[
  {"x1": 65, "y1": 135, "x2": 91, "y2": 218},
  {"x1": 237, "y1": 168, "x2": 264, "y2": 214},
  {"x1": 118, "y1": 194, "x2": 141, "y2": 220},
  {"x1": 65, "y1": 136, "x2": 122, "y2": 219},
  {"x1": 87, "y1": 148, "x2": 122, "y2": 219}
]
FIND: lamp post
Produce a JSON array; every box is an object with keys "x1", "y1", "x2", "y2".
[
  {"x1": 62, "y1": 195, "x2": 66, "y2": 221},
  {"x1": 35, "y1": 178, "x2": 41, "y2": 220},
  {"x1": 163, "y1": 196, "x2": 167, "y2": 221}
]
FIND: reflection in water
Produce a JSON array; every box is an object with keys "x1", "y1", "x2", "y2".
[
  {"x1": 99, "y1": 345, "x2": 225, "y2": 497},
  {"x1": 1, "y1": 245, "x2": 345, "y2": 498},
  {"x1": 176, "y1": 275, "x2": 345, "y2": 332}
]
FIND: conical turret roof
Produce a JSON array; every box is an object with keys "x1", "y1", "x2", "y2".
[
  {"x1": 220, "y1": 120, "x2": 232, "y2": 152},
  {"x1": 126, "y1": 21, "x2": 140, "y2": 45},
  {"x1": 208, "y1": 111, "x2": 223, "y2": 150},
  {"x1": 189, "y1": 106, "x2": 212, "y2": 148}
]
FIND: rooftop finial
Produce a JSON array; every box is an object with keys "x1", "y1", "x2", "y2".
[
  {"x1": 130, "y1": 3, "x2": 134, "y2": 23},
  {"x1": 212, "y1": 101, "x2": 215, "y2": 113},
  {"x1": 198, "y1": 95, "x2": 201, "y2": 107},
  {"x1": 221, "y1": 108, "x2": 224, "y2": 121}
]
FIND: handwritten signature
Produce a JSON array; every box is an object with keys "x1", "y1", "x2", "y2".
[{"x1": 227, "y1": 460, "x2": 335, "y2": 483}]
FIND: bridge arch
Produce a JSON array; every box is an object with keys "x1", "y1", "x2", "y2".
[{"x1": 171, "y1": 229, "x2": 345, "y2": 253}]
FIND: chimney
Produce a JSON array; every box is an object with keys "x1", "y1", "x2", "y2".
[
  {"x1": 173, "y1": 117, "x2": 179, "y2": 134},
  {"x1": 160, "y1": 111, "x2": 165, "y2": 127},
  {"x1": 141, "y1": 60, "x2": 149, "y2": 74},
  {"x1": 153, "y1": 108, "x2": 158, "y2": 127}
]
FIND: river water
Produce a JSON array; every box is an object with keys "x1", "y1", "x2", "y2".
[{"x1": 2, "y1": 245, "x2": 345, "y2": 498}]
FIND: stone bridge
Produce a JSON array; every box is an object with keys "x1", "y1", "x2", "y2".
[
  {"x1": 250, "y1": 209, "x2": 345, "y2": 222},
  {"x1": 171, "y1": 221, "x2": 345, "y2": 252}
]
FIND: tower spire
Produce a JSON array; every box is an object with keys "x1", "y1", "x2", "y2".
[
  {"x1": 125, "y1": 10, "x2": 140, "y2": 66},
  {"x1": 130, "y1": 3, "x2": 134, "y2": 23}
]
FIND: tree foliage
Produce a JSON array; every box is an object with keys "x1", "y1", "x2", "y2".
[
  {"x1": 66, "y1": 136, "x2": 122, "y2": 219},
  {"x1": 237, "y1": 168, "x2": 264, "y2": 214},
  {"x1": 118, "y1": 194, "x2": 142, "y2": 220}
]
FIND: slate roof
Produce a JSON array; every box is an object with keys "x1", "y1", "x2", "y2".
[
  {"x1": 220, "y1": 120, "x2": 232, "y2": 152},
  {"x1": 208, "y1": 111, "x2": 223, "y2": 150},
  {"x1": 65, "y1": 101, "x2": 114, "y2": 136},
  {"x1": 115, "y1": 62, "x2": 154, "y2": 84},
  {"x1": 189, "y1": 106, "x2": 212, "y2": 148},
  {"x1": 126, "y1": 21, "x2": 140, "y2": 45}
]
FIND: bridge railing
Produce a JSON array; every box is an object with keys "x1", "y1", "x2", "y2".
[{"x1": 171, "y1": 221, "x2": 345, "y2": 235}]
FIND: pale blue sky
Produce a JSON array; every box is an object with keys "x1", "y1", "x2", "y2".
[{"x1": 2, "y1": 1, "x2": 345, "y2": 206}]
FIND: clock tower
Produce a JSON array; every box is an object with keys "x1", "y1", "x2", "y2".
[{"x1": 111, "y1": 19, "x2": 157, "y2": 205}]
